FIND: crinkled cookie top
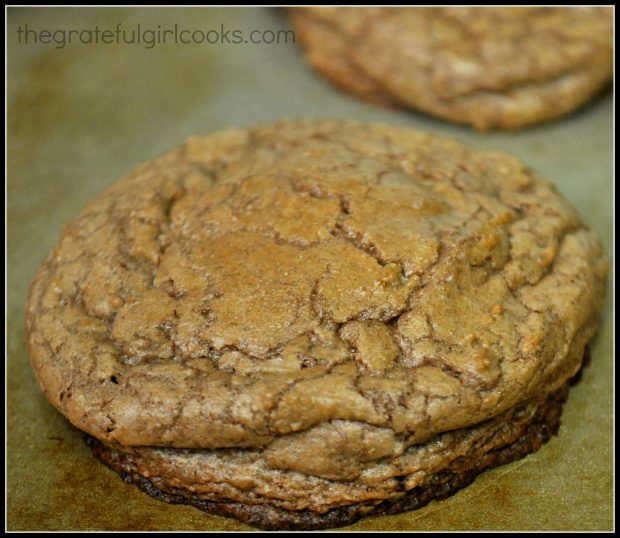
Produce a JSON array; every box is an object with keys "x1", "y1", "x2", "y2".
[
  {"x1": 26, "y1": 120, "x2": 607, "y2": 448},
  {"x1": 290, "y1": 7, "x2": 613, "y2": 130}
]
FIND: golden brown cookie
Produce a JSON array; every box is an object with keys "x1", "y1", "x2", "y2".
[
  {"x1": 290, "y1": 7, "x2": 613, "y2": 130},
  {"x1": 26, "y1": 120, "x2": 607, "y2": 529}
]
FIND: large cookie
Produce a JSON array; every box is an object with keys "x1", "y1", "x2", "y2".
[
  {"x1": 26, "y1": 120, "x2": 607, "y2": 529},
  {"x1": 289, "y1": 7, "x2": 613, "y2": 130}
]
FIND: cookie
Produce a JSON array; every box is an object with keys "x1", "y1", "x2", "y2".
[
  {"x1": 26, "y1": 120, "x2": 607, "y2": 529},
  {"x1": 289, "y1": 7, "x2": 613, "y2": 130}
]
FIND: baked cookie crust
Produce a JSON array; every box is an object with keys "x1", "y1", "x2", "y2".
[
  {"x1": 289, "y1": 7, "x2": 613, "y2": 130},
  {"x1": 88, "y1": 378, "x2": 570, "y2": 530},
  {"x1": 26, "y1": 119, "x2": 607, "y2": 527}
]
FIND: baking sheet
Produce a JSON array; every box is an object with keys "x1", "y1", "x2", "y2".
[{"x1": 7, "y1": 7, "x2": 613, "y2": 531}]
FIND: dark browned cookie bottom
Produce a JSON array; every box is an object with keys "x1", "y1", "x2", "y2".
[{"x1": 85, "y1": 367, "x2": 581, "y2": 531}]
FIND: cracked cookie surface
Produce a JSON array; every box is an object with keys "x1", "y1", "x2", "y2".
[
  {"x1": 27, "y1": 119, "x2": 606, "y2": 464},
  {"x1": 289, "y1": 7, "x2": 613, "y2": 130}
]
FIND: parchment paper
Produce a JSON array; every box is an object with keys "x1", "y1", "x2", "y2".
[{"x1": 7, "y1": 7, "x2": 613, "y2": 531}]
